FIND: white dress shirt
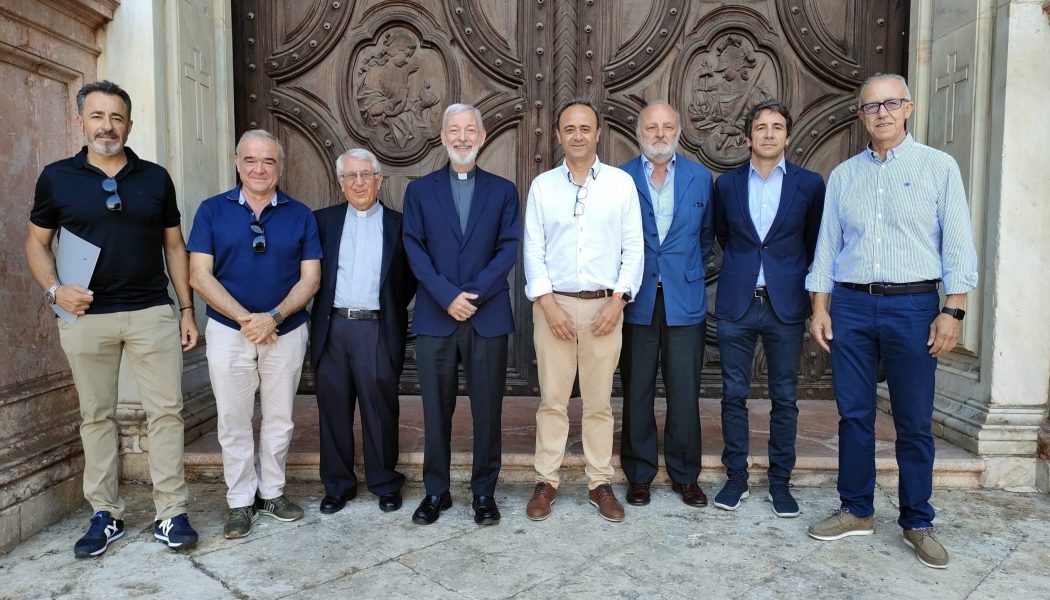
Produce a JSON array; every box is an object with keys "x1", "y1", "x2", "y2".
[{"x1": 524, "y1": 157, "x2": 644, "y2": 301}]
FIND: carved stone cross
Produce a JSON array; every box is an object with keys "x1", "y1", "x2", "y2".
[{"x1": 935, "y1": 51, "x2": 969, "y2": 144}]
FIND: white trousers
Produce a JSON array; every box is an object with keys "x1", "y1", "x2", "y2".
[{"x1": 205, "y1": 319, "x2": 308, "y2": 507}]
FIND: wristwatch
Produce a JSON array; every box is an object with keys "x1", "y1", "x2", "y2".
[
  {"x1": 269, "y1": 308, "x2": 285, "y2": 325},
  {"x1": 45, "y1": 282, "x2": 60, "y2": 305},
  {"x1": 618, "y1": 292, "x2": 632, "y2": 305},
  {"x1": 941, "y1": 307, "x2": 965, "y2": 321}
]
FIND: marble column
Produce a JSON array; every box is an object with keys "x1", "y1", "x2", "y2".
[{"x1": 904, "y1": 0, "x2": 1050, "y2": 490}]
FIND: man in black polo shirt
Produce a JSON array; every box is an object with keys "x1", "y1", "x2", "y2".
[{"x1": 26, "y1": 80, "x2": 200, "y2": 557}]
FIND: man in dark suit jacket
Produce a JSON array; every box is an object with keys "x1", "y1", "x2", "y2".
[
  {"x1": 311, "y1": 148, "x2": 416, "y2": 515},
  {"x1": 618, "y1": 102, "x2": 715, "y2": 508},
  {"x1": 712, "y1": 100, "x2": 825, "y2": 517},
  {"x1": 402, "y1": 103, "x2": 521, "y2": 525}
]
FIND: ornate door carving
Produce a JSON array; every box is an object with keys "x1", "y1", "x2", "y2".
[{"x1": 233, "y1": 0, "x2": 909, "y2": 398}]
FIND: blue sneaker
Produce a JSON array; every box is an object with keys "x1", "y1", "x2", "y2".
[
  {"x1": 74, "y1": 511, "x2": 124, "y2": 557},
  {"x1": 713, "y1": 472, "x2": 749, "y2": 511},
  {"x1": 154, "y1": 513, "x2": 199, "y2": 549},
  {"x1": 767, "y1": 485, "x2": 800, "y2": 517}
]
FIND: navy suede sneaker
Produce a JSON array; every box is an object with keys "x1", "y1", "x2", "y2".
[
  {"x1": 154, "y1": 513, "x2": 199, "y2": 549},
  {"x1": 73, "y1": 511, "x2": 124, "y2": 558},
  {"x1": 767, "y1": 485, "x2": 800, "y2": 518},
  {"x1": 713, "y1": 472, "x2": 749, "y2": 511}
]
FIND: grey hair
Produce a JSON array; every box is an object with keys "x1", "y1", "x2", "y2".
[
  {"x1": 858, "y1": 73, "x2": 912, "y2": 105},
  {"x1": 236, "y1": 129, "x2": 286, "y2": 162},
  {"x1": 336, "y1": 148, "x2": 382, "y2": 176},
  {"x1": 441, "y1": 103, "x2": 485, "y2": 132},
  {"x1": 76, "y1": 80, "x2": 132, "y2": 118},
  {"x1": 634, "y1": 101, "x2": 682, "y2": 139}
]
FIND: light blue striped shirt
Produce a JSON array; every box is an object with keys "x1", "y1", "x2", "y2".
[
  {"x1": 642, "y1": 154, "x2": 676, "y2": 243},
  {"x1": 748, "y1": 158, "x2": 786, "y2": 287},
  {"x1": 805, "y1": 134, "x2": 978, "y2": 295},
  {"x1": 333, "y1": 202, "x2": 383, "y2": 310}
]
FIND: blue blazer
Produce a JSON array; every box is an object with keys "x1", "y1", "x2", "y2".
[
  {"x1": 310, "y1": 202, "x2": 416, "y2": 373},
  {"x1": 619, "y1": 153, "x2": 715, "y2": 327},
  {"x1": 402, "y1": 166, "x2": 521, "y2": 337},
  {"x1": 713, "y1": 161, "x2": 825, "y2": 323}
]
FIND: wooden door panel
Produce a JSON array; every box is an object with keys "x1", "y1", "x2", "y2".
[{"x1": 234, "y1": 0, "x2": 909, "y2": 398}]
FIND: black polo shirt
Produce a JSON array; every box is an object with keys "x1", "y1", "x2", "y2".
[{"x1": 30, "y1": 146, "x2": 181, "y2": 313}]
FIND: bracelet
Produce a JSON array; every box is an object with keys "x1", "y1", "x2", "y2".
[{"x1": 179, "y1": 306, "x2": 194, "y2": 312}]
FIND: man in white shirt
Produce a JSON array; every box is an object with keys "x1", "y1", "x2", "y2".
[{"x1": 523, "y1": 98, "x2": 644, "y2": 522}]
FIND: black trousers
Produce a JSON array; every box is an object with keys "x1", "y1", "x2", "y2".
[
  {"x1": 415, "y1": 324, "x2": 507, "y2": 496},
  {"x1": 619, "y1": 287, "x2": 704, "y2": 484},
  {"x1": 315, "y1": 317, "x2": 404, "y2": 497}
]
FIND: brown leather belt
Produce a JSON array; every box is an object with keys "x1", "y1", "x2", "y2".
[
  {"x1": 331, "y1": 308, "x2": 381, "y2": 320},
  {"x1": 553, "y1": 289, "x2": 614, "y2": 300},
  {"x1": 838, "y1": 281, "x2": 939, "y2": 296}
]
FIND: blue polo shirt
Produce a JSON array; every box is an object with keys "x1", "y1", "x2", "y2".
[{"x1": 187, "y1": 187, "x2": 322, "y2": 335}]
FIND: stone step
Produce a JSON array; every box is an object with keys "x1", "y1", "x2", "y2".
[{"x1": 184, "y1": 396, "x2": 986, "y2": 489}]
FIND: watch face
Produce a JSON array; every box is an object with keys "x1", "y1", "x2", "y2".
[{"x1": 45, "y1": 291, "x2": 56, "y2": 305}]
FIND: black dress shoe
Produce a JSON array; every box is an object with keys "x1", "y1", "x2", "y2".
[
  {"x1": 319, "y1": 490, "x2": 356, "y2": 515},
  {"x1": 625, "y1": 482, "x2": 651, "y2": 506},
  {"x1": 378, "y1": 492, "x2": 403, "y2": 512},
  {"x1": 471, "y1": 495, "x2": 501, "y2": 525},
  {"x1": 411, "y1": 492, "x2": 452, "y2": 525}
]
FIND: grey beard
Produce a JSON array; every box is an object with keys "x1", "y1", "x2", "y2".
[
  {"x1": 446, "y1": 145, "x2": 479, "y2": 168},
  {"x1": 640, "y1": 141, "x2": 676, "y2": 164}
]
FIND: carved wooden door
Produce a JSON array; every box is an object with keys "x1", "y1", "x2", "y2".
[{"x1": 233, "y1": 0, "x2": 909, "y2": 398}]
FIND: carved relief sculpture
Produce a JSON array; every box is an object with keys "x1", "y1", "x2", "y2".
[
  {"x1": 354, "y1": 28, "x2": 443, "y2": 150},
  {"x1": 687, "y1": 35, "x2": 774, "y2": 161}
]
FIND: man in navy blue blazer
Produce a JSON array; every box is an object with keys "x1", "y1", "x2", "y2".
[
  {"x1": 310, "y1": 148, "x2": 416, "y2": 516},
  {"x1": 618, "y1": 102, "x2": 715, "y2": 508},
  {"x1": 711, "y1": 100, "x2": 825, "y2": 517},
  {"x1": 402, "y1": 103, "x2": 521, "y2": 526}
]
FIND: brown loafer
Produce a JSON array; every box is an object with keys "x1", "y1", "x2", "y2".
[
  {"x1": 672, "y1": 482, "x2": 708, "y2": 507},
  {"x1": 588, "y1": 484, "x2": 625, "y2": 522},
  {"x1": 526, "y1": 482, "x2": 557, "y2": 521},
  {"x1": 625, "y1": 482, "x2": 651, "y2": 506}
]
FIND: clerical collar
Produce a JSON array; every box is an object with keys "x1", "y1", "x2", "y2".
[
  {"x1": 450, "y1": 166, "x2": 477, "y2": 181},
  {"x1": 353, "y1": 202, "x2": 382, "y2": 218}
]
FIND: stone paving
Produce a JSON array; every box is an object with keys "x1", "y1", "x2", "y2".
[{"x1": 2, "y1": 481, "x2": 1048, "y2": 599}]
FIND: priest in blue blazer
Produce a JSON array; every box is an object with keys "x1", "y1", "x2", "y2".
[
  {"x1": 402, "y1": 103, "x2": 521, "y2": 526},
  {"x1": 711, "y1": 100, "x2": 825, "y2": 517},
  {"x1": 311, "y1": 148, "x2": 416, "y2": 516},
  {"x1": 618, "y1": 102, "x2": 715, "y2": 508}
]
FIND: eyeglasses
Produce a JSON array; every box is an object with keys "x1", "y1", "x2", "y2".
[
  {"x1": 573, "y1": 185, "x2": 588, "y2": 217},
  {"x1": 339, "y1": 171, "x2": 377, "y2": 182},
  {"x1": 250, "y1": 220, "x2": 266, "y2": 253},
  {"x1": 102, "y1": 178, "x2": 121, "y2": 212},
  {"x1": 859, "y1": 98, "x2": 909, "y2": 115}
]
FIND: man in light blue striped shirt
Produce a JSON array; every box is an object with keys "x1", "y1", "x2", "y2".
[{"x1": 804, "y1": 74, "x2": 978, "y2": 569}]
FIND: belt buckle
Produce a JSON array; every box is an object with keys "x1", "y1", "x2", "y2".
[{"x1": 867, "y1": 283, "x2": 884, "y2": 296}]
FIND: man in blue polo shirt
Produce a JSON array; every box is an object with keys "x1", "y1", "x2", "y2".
[{"x1": 188, "y1": 129, "x2": 321, "y2": 539}]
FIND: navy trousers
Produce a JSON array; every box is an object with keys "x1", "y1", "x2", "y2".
[
  {"x1": 315, "y1": 317, "x2": 405, "y2": 498},
  {"x1": 717, "y1": 296, "x2": 804, "y2": 485},
  {"x1": 416, "y1": 324, "x2": 507, "y2": 497},
  {"x1": 830, "y1": 285, "x2": 939, "y2": 529}
]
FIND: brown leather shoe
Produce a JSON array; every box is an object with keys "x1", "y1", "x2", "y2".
[
  {"x1": 526, "y1": 482, "x2": 557, "y2": 521},
  {"x1": 672, "y1": 482, "x2": 709, "y2": 507},
  {"x1": 625, "y1": 482, "x2": 651, "y2": 506},
  {"x1": 588, "y1": 484, "x2": 625, "y2": 522}
]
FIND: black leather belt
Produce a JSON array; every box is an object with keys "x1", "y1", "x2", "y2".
[
  {"x1": 754, "y1": 287, "x2": 768, "y2": 298},
  {"x1": 838, "y1": 281, "x2": 939, "y2": 296},
  {"x1": 331, "y1": 308, "x2": 380, "y2": 320},
  {"x1": 553, "y1": 289, "x2": 614, "y2": 300}
]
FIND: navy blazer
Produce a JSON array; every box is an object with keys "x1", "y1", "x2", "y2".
[
  {"x1": 619, "y1": 153, "x2": 715, "y2": 327},
  {"x1": 402, "y1": 166, "x2": 521, "y2": 338},
  {"x1": 310, "y1": 202, "x2": 416, "y2": 374},
  {"x1": 713, "y1": 160, "x2": 825, "y2": 323}
]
